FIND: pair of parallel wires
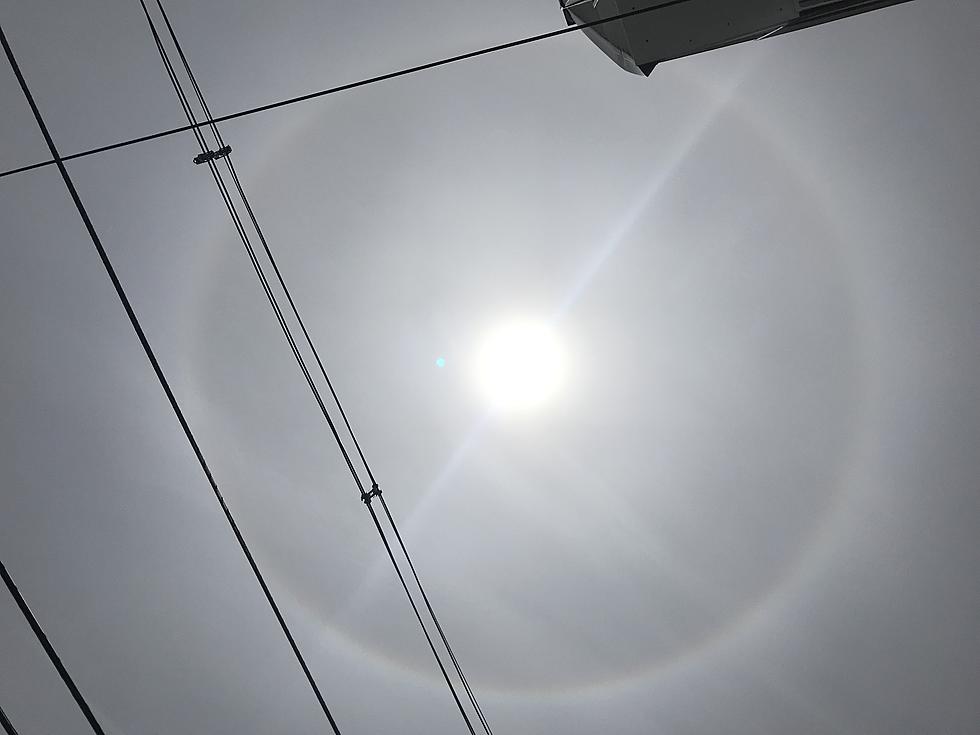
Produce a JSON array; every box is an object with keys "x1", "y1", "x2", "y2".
[
  {"x1": 0, "y1": 1, "x2": 697, "y2": 731},
  {"x1": 136, "y1": 0, "x2": 492, "y2": 732}
]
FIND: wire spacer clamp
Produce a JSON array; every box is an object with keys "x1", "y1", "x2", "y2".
[
  {"x1": 193, "y1": 144, "x2": 232, "y2": 165},
  {"x1": 360, "y1": 483, "x2": 382, "y2": 505}
]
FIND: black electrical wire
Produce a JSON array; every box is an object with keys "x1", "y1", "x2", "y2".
[
  {"x1": 142, "y1": 8, "x2": 479, "y2": 733},
  {"x1": 141, "y1": 5, "x2": 482, "y2": 733},
  {"x1": 147, "y1": 0, "x2": 374, "y2": 492},
  {"x1": 136, "y1": 0, "x2": 369, "y2": 507},
  {"x1": 140, "y1": 0, "x2": 492, "y2": 735},
  {"x1": 0, "y1": 702, "x2": 18, "y2": 735},
  {"x1": 0, "y1": 0, "x2": 698, "y2": 180},
  {"x1": 0, "y1": 22, "x2": 345, "y2": 735},
  {"x1": 150, "y1": 9, "x2": 495, "y2": 729},
  {"x1": 152, "y1": 0, "x2": 378, "y2": 499},
  {"x1": 377, "y1": 493, "x2": 493, "y2": 734},
  {"x1": 153, "y1": 1, "x2": 495, "y2": 729},
  {"x1": 0, "y1": 557, "x2": 106, "y2": 735}
]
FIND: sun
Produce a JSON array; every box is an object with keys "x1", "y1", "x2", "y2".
[{"x1": 475, "y1": 319, "x2": 566, "y2": 413}]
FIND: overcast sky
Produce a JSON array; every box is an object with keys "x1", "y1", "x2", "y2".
[{"x1": 1, "y1": 1, "x2": 978, "y2": 733}]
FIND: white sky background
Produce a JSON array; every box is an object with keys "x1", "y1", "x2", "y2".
[{"x1": 1, "y1": 1, "x2": 978, "y2": 733}]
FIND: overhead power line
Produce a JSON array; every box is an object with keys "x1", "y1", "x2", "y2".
[
  {"x1": 0, "y1": 557, "x2": 106, "y2": 735},
  {"x1": 0, "y1": 21, "x2": 344, "y2": 735},
  {"x1": 0, "y1": 0, "x2": 696, "y2": 180},
  {"x1": 149, "y1": 1, "x2": 495, "y2": 729},
  {"x1": 142, "y1": 0, "x2": 495, "y2": 730},
  {"x1": 0, "y1": 702, "x2": 19, "y2": 735}
]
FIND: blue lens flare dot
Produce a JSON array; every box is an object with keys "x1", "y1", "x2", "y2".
[{"x1": 435, "y1": 357, "x2": 446, "y2": 369}]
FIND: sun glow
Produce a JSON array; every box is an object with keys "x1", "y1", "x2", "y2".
[{"x1": 475, "y1": 319, "x2": 566, "y2": 413}]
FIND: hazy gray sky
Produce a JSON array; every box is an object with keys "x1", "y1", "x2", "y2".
[{"x1": 1, "y1": 1, "x2": 978, "y2": 733}]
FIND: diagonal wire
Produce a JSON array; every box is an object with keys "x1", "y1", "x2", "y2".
[
  {"x1": 138, "y1": 3, "x2": 481, "y2": 731},
  {"x1": 138, "y1": 0, "x2": 366, "y2": 494},
  {"x1": 149, "y1": 1, "x2": 499, "y2": 730},
  {"x1": 153, "y1": 0, "x2": 375, "y2": 487},
  {"x1": 0, "y1": 556, "x2": 106, "y2": 735},
  {"x1": 377, "y1": 493, "x2": 493, "y2": 734},
  {"x1": 0, "y1": 704, "x2": 16, "y2": 735},
  {"x1": 0, "y1": 702, "x2": 19, "y2": 735},
  {"x1": 1, "y1": 19, "x2": 344, "y2": 735},
  {"x1": 0, "y1": 0, "x2": 698, "y2": 180}
]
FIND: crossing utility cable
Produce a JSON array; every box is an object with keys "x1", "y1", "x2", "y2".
[
  {"x1": 0, "y1": 22, "x2": 344, "y2": 735},
  {"x1": 140, "y1": 2, "x2": 488, "y2": 731},
  {"x1": 0, "y1": 556, "x2": 106, "y2": 735},
  {"x1": 0, "y1": 0, "x2": 698, "y2": 180}
]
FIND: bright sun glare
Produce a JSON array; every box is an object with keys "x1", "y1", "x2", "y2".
[{"x1": 475, "y1": 319, "x2": 566, "y2": 413}]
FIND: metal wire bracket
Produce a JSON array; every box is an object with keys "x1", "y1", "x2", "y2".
[
  {"x1": 193, "y1": 144, "x2": 231, "y2": 165},
  {"x1": 360, "y1": 483, "x2": 382, "y2": 505}
]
